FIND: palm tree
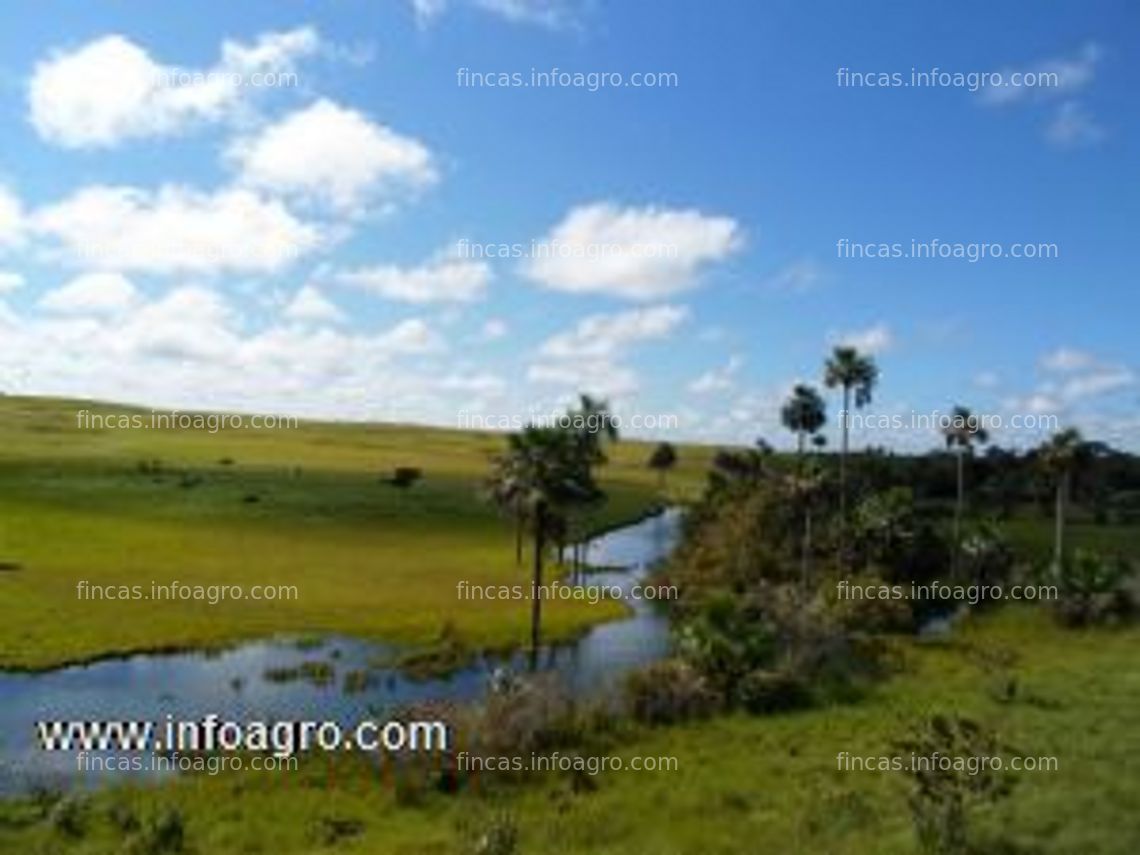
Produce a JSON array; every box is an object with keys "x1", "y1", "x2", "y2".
[
  {"x1": 648, "y1": 441, "x2": 677, "y2": 489},
  {"x1": 1038, "y1": 428, "x2": 1086, "y2": 574},
  {"x1": 489, "y1": 425, "x2": 598, "y2": 667},
  {"x1": 565, "y1": 394, "x2": 619, "y2": 576},
  {"x1": 942, "y1": 405, "x2": 989, "y2": 580},
  {"x1": 787, "y1": 459, "x2": 826, "y2": 588},
  {"x1": 824, "y1": 347, "x2": 878, "y2": 559},
  {"x1": 780, "y1": 384, "x2": 827, "y2": 464},
  {"x1": 487, "y1": 453, "x2": 528, "y2": 565}
]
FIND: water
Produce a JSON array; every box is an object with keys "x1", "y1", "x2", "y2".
[{"x1": 0, "y1": 508, "x2": 683, "y2": 793}]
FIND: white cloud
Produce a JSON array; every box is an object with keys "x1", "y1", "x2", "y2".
[
  {"x1": 336, "y1": 256, "x2": 490, "y2": 304},
  {"x1": 480, "y1": 318, "x2": 508, "y2": 340},
  {"x1": 830, "y1": 322, "x2": 893, "y2": 354},
  {"x1": 529, "y1": 304, "x2": 687, "y2": 399},
  {"x1": 1040, "y1": 347, "x2": 1096, "y2": 373},
  {"x1": 412, "y1": 0, "x2": 584, "y2": 28},
  {"x1": 973, "y1": 371, "x2": 1000, "y2": 390},
  {"x1": 373, "y1": 318, "x2": 444, "y2": 354},
  {"x1": 1046, "y1": 101, "x2": 1105, "y2": 148},
  {"x1": 979, "y1": 43, "x2": 1101, "y2": 107},
  {"x1": 524, "y1": 202, "x2": 741, "y2": 299},
  {"x1": 538, "y1": 304, "x2": 688, "y2": 360},
  {"x1": 228, "y1": 99, "x2": 437, "y2": 212},
  {"x1": 29, "y1": 29, "x2": 318, "y2": 148},
  {"x1": 763, "y1": 259, "x2": 821, "y2": 293},
  {"x1": 0, "y1": 272, "x2": 25, "y2": 293},
  {"x1": 0, "y1": 186, "x2": 25, "y2": 248},
  {"x1": 688, "y1": 355, "x2": 742, "y2": 394},
  {"x1": 282, "y1": 285, "x2": 345, "y2": 324},
  {"x1": 977, "y1": 44, "x2": 1104, "y2": 148},
  {"x1": 33, "y1": 184, "x2": 321, "y2": 274},
  {"x1": 1060, "y1": 366, "x2": 1134, "y2": 401},
  {"x1": 39, "y1": 272, "x2": 139, "y2": 316}
]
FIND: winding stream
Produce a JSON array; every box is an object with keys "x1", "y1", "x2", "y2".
[{"x1": 0, "y1": 507, "x2": 683, "y2": 793}]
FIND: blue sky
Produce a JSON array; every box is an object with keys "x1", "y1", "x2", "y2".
[{"x1": 0, "y1": 0, "x2": 1135, "y2": 450}]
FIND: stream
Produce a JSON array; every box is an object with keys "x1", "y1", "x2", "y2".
[{"x1": 0, "y1": 507, "x2": 683, "y2": 793}]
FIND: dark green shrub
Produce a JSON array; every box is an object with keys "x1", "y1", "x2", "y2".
[
  {"x1": 893, "y1": 715, "x2": 1016, "y2": 854},
  {"x1": 390, "y1": 466, "x2": 423, "y2": 488},
  {"x1": 736, "y1": 668, "x2": 811, "y2": 714},
  {"x1": 624, "y1": 658, "x2": 721, "y2": 725},
  {"x1": 1054, "y1": 549, "x2": 1136, "y2": 627}
]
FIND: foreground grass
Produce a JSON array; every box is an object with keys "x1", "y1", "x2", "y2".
[
  {"x1": 0, "y1": 396, "x2": 715, "y2": 669},
  {"x1": 2, "y1": 607, "x2": 1136, "y2": 853}
]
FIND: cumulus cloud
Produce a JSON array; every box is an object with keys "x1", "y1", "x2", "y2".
[
  {"x1": 38, "y1": 272, "x2": 139, "y2": 316},
  {"x1": 33, "y1": 184, "x2": 321, "y2": 275},
  {"x1": 0, "y1": 186, "x2": 25, "y2": 249},
  {"x1": 480, "y1": 318, "x2": 508, "y2": 340},
  {"x1": 978, "y1": 43, "x2": 1101, "y2": 107},
  {"x1": 336, "y1": 256, "x2": 490, "y2": 304},
  {"x1": 412, "y1": 0, "x2": 584, "y2": 29},
  {"x1": 688, "y1": 355, "x2": 742, "y2": 394},
  {"x1": 227, "y1": 99, "x2": 438, "y2": 212},
  {"x1": 529, "y1": 304, "x2": 688, "y2": 398},
  {"x1": 282, "y1": 285, "x2": 345, "y2": 324},
  {"x1": 29, "y1": 28, "x2": 318, "y2": 147},
  {"x1": 524, "y1": 202, "x2": 741, "y2": 299}
]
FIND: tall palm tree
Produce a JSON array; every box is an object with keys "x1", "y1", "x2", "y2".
[
  {"x1": 787, "y1": 459, "x2": 826, "y2": 588},
  {"x1": 565, "y1": 394, "x2": 619, "y2": 576},
  {"x1": 942, "y1": 405, "x2": 989, "y2": 580},
  {"x1": 489, "y1": 425, "x2": 598, "y2": 667},
  {"x1": 487, "y1": 452, "x2": 528, "y2": 565},
  {"x1": 780, "y1": 384, "x2": 827, "y2": 464},
  {"x1": 1038, "y1": 428, "x2": 1086, "y2": 574},
  {"x1": 823, "y1": 347, "x2": 878, "y2": 558}
]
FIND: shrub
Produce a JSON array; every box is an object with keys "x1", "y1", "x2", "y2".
[
  {"x1": 47, "y1": 795, "x2": 86, "y2": 837},
  {"x1": 1054, "y1": 549, "x2": 1136, "y2": 627},
  {"x1": 736, "y1": 668, "x2": 811, "y2": 714},
  {"x1": 893, "y1": 715, "x2": 1016, "y2": 854},
  {"x1": 458, "y1": 811, "x2": 519, "y2": 855},
  {"x1": 624, "y1": 658, "x2": 721, "y2": 725},
  {"x1": 390, "y1": 467, "x2": 423, "y2": 489}
]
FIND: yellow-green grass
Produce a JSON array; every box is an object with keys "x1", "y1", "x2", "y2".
[
  {"x1": 3, "y1": 607, "x2": 1136, "y2": 853},
  {"x1": 0, "y1": 395, "x2": 715, "y2": 669}
]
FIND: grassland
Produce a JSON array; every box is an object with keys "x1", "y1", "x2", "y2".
[
  {"x1": 0, "y1": 395, "x2": 714, "y2": 669},
  {"x1": 2, "y1": 607, "x2": 1136, "y2": 854}
]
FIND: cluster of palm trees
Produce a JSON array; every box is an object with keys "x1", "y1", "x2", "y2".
[
  {"x1": 781, "y1": 348, "x2": 1090, "y2": 583},
  {"x1": 779, "y1": 346, "x2": 879, "y2": 577},
  {"x1": 486, "y1": 395, "x2": 618, "y2": 664}
]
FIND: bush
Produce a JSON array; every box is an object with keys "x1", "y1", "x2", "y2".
[
  {"x1": 123, "y1": 808, "x2": 186, "y2": 854},
  {"x1": 1054, "y1": 549, "x2": 1136, "y2": 627},
  {"x1": 624, "y1": 658, "x2": 721, "y2": 725},
  {"x1": 458, "y1": 811, "x2": 519, "y2": 855},
  {"x1": 390, "y1": 466, "x2": 423, "y2": 489},
  {"x1": 47, "y1": 795, "x2": 86, "y2": 837},
  {"x1": 893, "y1": 715, "x2": 1017, "y2": 854},
  {"x1": 736, "y1": 668, "x2": 811, "y2": 714}
]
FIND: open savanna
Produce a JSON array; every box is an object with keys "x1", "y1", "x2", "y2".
[
  {"x1": 0, "y1": 396, "x2": 713, "y2": 669},
  {"x1": 2, "y1": 608, "x2": 1136, "y2": 854}
]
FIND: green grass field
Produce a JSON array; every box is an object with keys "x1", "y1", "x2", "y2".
[
  {"x1": 2, "y1": 607, "x2": 1136, "y2": 854},
  {"x1": 0, "y1": 395, "x2": 714, "y2": 669}
]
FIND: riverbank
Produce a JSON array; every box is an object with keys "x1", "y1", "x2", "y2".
[
  {"x1": 3, "y1": 607, "x2": 1135, "y2": 853},
  {"x1": 0, "y1": 396, "x2": 714, "y2": 671}
]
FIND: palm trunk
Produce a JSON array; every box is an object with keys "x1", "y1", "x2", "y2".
[
  {"x1": 514, "y1": 510, "x2": 523, "y2": 566},
  {"x1": 529, "y1": 501, "x2": 546, "y2": 671},
  {"x1": 839, "y1": 386, "x2": 850, "y2": 566},
  {"x1": 801, "y1": 506, "x2": 812, "y2": 588},
  {"x1": 953, "y1": 450, "x2": 964, "y2": 581},
  {"x1": 1053, "y1": 472, "x2": 1068, "y2": 574}
]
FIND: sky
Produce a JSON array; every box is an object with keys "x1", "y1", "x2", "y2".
[{"x1": 0, "y1": 0, "x2": 1136, "y2": 451}]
